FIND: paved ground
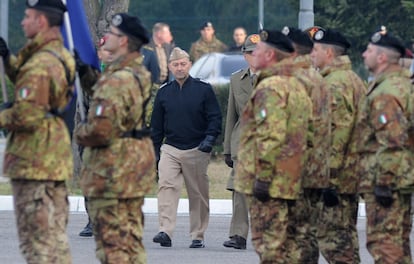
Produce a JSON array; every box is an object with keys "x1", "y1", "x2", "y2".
[{"x1": 1, "y1": 210, "x2": 409, "y2": 264}]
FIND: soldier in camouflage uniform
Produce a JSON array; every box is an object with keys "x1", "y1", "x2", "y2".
[
  {"x1": 310, "y1": 28, "x2": 367, "y2": 263},
  {"x1": 235, "y1": 30, "x2": 312, "y2": 264},
  {"x1": 0, "y1": 0, "x2": 74, "y2": 263},
  {"x1": 280, "y1": 26, "x2": 331, "y2": 263},
  {"x1": 356, "y1": 26, "x2": 414, "y2": 264},
  {"x1": 75, "y1": 13, "x2": 155, "y2": 264},
  {"x1": 189, "y1": 21, "x2": 228, "y2": 62}
]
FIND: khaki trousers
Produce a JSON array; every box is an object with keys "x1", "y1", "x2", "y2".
[
  {"x1": 227, "y1": 162, "x2": 249, "y2": 239},
  {"x1": 157, "y1": 144, "x2": 210, "y2": 240}
]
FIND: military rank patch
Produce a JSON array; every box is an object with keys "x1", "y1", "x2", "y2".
[
  {"x1": 95, "y1": 104, "x2": 104, "y2": 116},
  {"x1": 19, "y1": 87, "x2": 30, "y2": 99},
  {"x1": 379, "y1": 114, "x2": 387, "y2": 124}
]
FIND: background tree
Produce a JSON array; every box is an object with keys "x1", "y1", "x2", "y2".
[
  {"x1": 129, "y1": 0, "x2": 297, "y2": 51},
  {"x1": 82, "y1": 0, "x2": 130, "y2": 44},
  {"x1": 288, "y1": 0, "x2": 414, "y2": 77}
]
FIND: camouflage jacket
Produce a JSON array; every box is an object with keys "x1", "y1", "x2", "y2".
[
  {"x1": 235, "y1": 58, "x2": 312, "y2": 200},
  {"x1": 189, "y1": 36, "x2": 228, "y2": 62},
  {"x1": 319, "y1": 55, "x2": 366, "y2": 193},
  {"x1": 75, "y1": 52, "x2": 156, "y2": 198},
  {"x1": 354, "y1": 67, "x2": 414, "y2": 192},
  {"x1": 0, "y1": 27, "x2": 75, "y2": 181},
  {"x1": 292, "y1": 55, "x2": 331, "y2": 189}
]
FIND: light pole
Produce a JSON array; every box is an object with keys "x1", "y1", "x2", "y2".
[
  {"x1": 0, "y1": 0, "x2": 8, "y2": 42},
  {"x1": 298, "y1": 0, "x2": 314, "y2": 30},
  {"x1": 258, "y1": 0, "x2": 264, "y2": 31}
]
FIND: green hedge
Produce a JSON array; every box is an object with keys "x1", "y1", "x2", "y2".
[{"x1": 212, "y1": 84, "x2": 230, "y2": 157}]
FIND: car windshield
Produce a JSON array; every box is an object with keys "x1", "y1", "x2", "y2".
[{"x1": 221, "y1": 55, "x2": 247, "y2": 77}]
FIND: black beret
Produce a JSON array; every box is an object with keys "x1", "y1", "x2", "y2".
[
  {"x1": 200, "y1": 21, "x2": 214, "y2": 30},
  {"x1": 312, "y1": 28, "x2": 351, "y2": 49},
  {"x1": 369, "y1": 26, "x2": 405, "y2": 57},
  {"x1": 26, "y1": 0, "x2": 66, "y2": 14},
  {"x1": 281, "y1": 26, "x2": 313, "y2": 48},
  {"x1": 259, "y1": 29, "x2": 294, "y2": 53},
  {"x1": 111, "y1": 13, "x2": 149, "y2": 44}
]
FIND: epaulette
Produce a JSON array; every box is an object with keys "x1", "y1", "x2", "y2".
[
  {"x1": 159, "y1": 81, "x2": 172, "y2": 89},
  {"x1": 193, "y1": 78, "x2": 209, "y2": 85},
  {"x1": 142, "y1": 45, "x2": 154, "y2": 52},
  {"x1": 231, "y1": 68, "x2": 244, "y2": 76}
]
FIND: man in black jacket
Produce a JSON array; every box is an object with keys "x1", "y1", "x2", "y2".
[{"x1": 151, "y1": 47, "x2": 222, "y2": 249}]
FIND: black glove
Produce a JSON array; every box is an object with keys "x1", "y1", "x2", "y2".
[
  {"x1": 154, "y1": 147, "x2": 160, "y2": 171},
  {"x1": 0, "y1": 37, "x2": 10, "y2": 60},
  {"x1": 322, "y1": 188, "x2": 339, "y2": 207},
  {"x1": 224, "y1": 154, "x2": 233, "y2": 168},
  {"x1": 198, "y1": 135, "x2": 216, "y2": 153},
  {"x1": 374, "y1": 185, "x2": 393, "y2": 208},
  {"x1": 0, "y1": 102, "x2": 13, "y2": 112},
  {"x1": 253, "y1": 179, "x2": 271, "y2": 202},
  {"x1": 74, "y1": 49, "x2": 90, "y2": 78}
]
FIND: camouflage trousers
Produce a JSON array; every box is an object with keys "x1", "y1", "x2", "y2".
[
  {"x1": 247, "y1": 195, "x2": 296, "y2": 264},
  {"x1": 318, "y1": 193, "x2": 360, "y2": 264},
  {"x1": 87, "y1": 197, "x2": 146, "y2": 264},
  {"x1": 363, "y1": 192, "x2": 412, "y2": 264},
  {"x1": 11, "y1": 180, "x2": 71, "y2": 264},
  {"x1": 288, "y1": 188, "x2": 323, "y2": 263}
]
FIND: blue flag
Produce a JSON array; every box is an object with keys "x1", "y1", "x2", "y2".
[{"x1": 61, "y1": 0, "x2": 100, "y2": 70}]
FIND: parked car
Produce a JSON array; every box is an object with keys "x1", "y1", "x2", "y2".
[{"x1": 189, "y1": 52, "x2": 248, "y2": 85}]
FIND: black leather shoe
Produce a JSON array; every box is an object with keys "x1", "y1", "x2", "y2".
[
  {"x1": 223, "y1": 235, "x2": 246, "y2": 249},
  {"x1": 153, "y1": 232, "x2": 172, "y2": 247},
  {"x1": 189, "y1": 239, "x2": 205, "y2": 248},
  {"x1": 79, "y1": 221, "x2": 93, "y2": 237}
]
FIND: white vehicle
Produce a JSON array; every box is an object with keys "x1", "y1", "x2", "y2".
[{"x1": 190, "y1": 52, "x2": 248, "y2": 85}]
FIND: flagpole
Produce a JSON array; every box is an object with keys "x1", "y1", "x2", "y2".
[{"x1": 62, "y1": 0, "x2": 86, "y2": 122}]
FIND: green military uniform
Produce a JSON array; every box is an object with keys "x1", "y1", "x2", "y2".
[
  {"x1": 76, "y1": 52, "x2": 155, "y2": 263},
  {"x1": 355, "y1": 66, "x2": 414, "y2": 263},
  {"x1": 0, "y1": 26, "x2": 75, "y2": 264},
  {"x1": 235, "y1": 56, "x2": 312, "y2": 263},
  {"x1": 317, "y1": 54, "x2": 366, "y2": 263},
  {"x1": 189, "y1": 36, "x2": 227, "y2": 62},
  {"x1": 287, "y1": 54, "x2": 331, "y2": 263},
  {"x1": 75, "y1": 13, "x2": 155, "y2": 264}
]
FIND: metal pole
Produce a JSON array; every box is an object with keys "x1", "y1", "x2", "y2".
[
  {"x1": 298, "y1": 0, "x2": 314, "y2": 30},
  {"x1": 62, "y1": 0, "x2": 86, "y2": 122},
  {"x1": 0, "y1": 0, "x2": 8, "y2": 43},
  {"x1": 0, "y1": 58, "x2": 8, "y2": 103},
  {"x1": 258, "y1": 0, "x2": 264, "y2": 31}
]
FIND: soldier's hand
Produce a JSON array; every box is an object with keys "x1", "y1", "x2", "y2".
[
  {"x1": 253, "y1": 179, "x2": 271, "y2": 202},
  {"x1": 198, "y1": 135, "x2": 216, "y2": 153},
  {"x1": 74, "y1": 49, "x2": 91, "y2": 78},
  {"x1": 374, "y1": 185, "x2": 393, "y2": 208},
  {"x1": 0, "y1": 37, "x2": 10, "y2": 60},
  {"x1": 0, "y1": 102, "x2": 13, "y2": 112},
  {"x1": 224, "y1": 154, "x2": 233, "y2": 168},
  {"x1": 322, "y1": 188, "x2": 339, "y2": 207}
]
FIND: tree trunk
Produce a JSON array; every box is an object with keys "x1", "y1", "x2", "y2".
[{"x1": 72, "y1": 0, "x2": 130, "y2": 181}]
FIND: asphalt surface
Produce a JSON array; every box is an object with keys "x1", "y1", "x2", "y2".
[{"x1": 2, "y1": 210, "x2": 409, "y2": 264}]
